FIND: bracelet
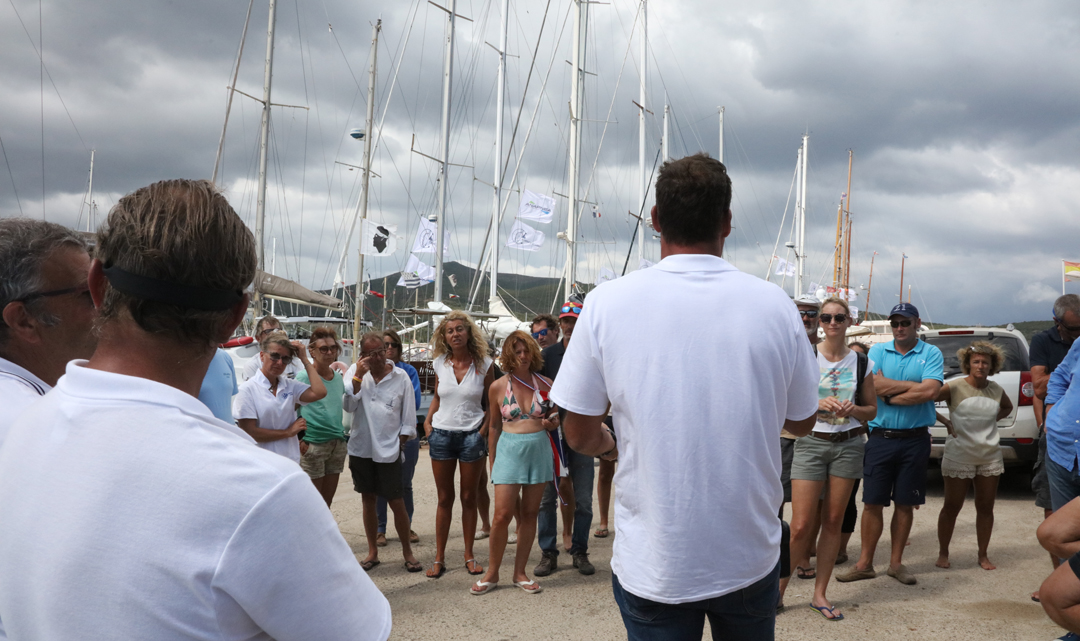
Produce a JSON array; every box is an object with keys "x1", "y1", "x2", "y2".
[
  {"x1": 600, "y1": 426, "x2": 617, "y2": 458},
  {"x1": 352, "y1": 376, "x2": 363, "y2": 384}
]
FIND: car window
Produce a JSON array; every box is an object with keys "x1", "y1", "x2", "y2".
[{"x1": 921, "y1": 334, "x2": 1028, "y2": 378}]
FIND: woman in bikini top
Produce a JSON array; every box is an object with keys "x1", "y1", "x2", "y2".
[{"x1": 500, "y1": 373, "x2": 552, "y2": 432}]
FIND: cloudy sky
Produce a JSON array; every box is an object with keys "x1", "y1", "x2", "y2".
[{"x1": 2, "y1": 0, "x2": 1079, "y2": 325}]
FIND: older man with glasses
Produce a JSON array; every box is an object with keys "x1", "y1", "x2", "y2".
[
  {"x1": 375, "y1": 330, "x2": 423, "y2": 547},
  {"x1": 0, "y1": 219, "x2": 97, "y2": 447},
  {"x1": 838, "y1": 302, "x2": 943, "y2": 587}
]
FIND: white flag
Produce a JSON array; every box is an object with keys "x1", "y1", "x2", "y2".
[
  {"x1": 397, "y1": 254, "x2": 436, "y2": 289},
  {"x1": 774, "y1": 258, "x2": 796, "y2": 278},
  {"x1": 518, "y1": 189, "x2": 555, "y2": 223},
  {"x1": 596, "y1": 266, "x2": 618, "y2": 286},
  {"x1": 360, "y1": 220, "x2": 398, "y2": 256},
  {"x1": 849, "y1": 306, "x2": 859, "y2": 321},
  {"x1": 639, "y1": 258, "x2": 655, "y2": 270},
  {"x1": 506, "y1": 219, "x2": 545, "y2": 252},
  {"x1": 807, "y1": 282, "x2": 821, "y2": 295},
  {"x1": 411, "y1": 218, "x2": 450, "y2": 257}
]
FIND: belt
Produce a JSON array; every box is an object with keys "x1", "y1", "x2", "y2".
[
  {"x1": 870, "y1": 426, "x2": 929, "y2": 439},
  {"x1": 811, "y1": 426, "x2": 867, "y2": 443}
]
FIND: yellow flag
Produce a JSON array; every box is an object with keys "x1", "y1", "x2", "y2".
[{"x1": 1065, "y1": 261, "x2": 1080, "y2": 282}]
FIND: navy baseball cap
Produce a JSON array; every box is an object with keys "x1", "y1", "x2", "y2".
[{"x1": 889, "y1": 302, "x2": 919, "y2": 318}]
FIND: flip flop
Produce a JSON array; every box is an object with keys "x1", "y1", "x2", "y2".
[
  {"x1": 465, "y1": 558, "x2": 484, "y2": 575},
  {"x1": 809, "y1": 604, "x2": 844, "y2": 621},
  {"x1": 1031, "y1": 592, "x2": 1041, "y2": 603},
  {"x1": 404, "y1": 560, "x2": 423, "y2": 573},
  {"x1": 593, "y1": 527, "x2": 609, "y2": 538},
  {"x1": 475, "y1": 530, "x2": 490, "y2": 540},
  {"x1": 360, "y1": 559, "x2": 380, "y2": 572},
  {"x1": 470, "y1": 580, "x2": 498, "y2": 595},
  {"x1": 426, "y1": 561, "x2": 445, "y2": 579},
  {"x1": 796, "y1": 566, "x2": 816, "y2": 580},
  {"x1": 514, "y1": 580, "x2": 543, "y2": 594}
]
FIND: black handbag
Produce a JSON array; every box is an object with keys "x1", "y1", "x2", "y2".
[{"x1": 779, "y1": 520, "x2": 791, "y2": 579}]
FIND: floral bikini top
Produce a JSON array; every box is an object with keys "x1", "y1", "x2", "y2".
[{"x1": 501, "y1": 374, "x2": 548, "y2": 422}]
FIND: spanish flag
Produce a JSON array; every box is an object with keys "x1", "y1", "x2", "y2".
[{"x1": 1065, "y1": 261, "x2": 1080, "y2": 282}]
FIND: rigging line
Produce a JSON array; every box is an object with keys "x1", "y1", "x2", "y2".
[
  {"x1": 765, "y1": 159, "x2": 799, "y2": 281},
  {"x1": 620, "y1": 144, "x2": 663, "y2": 276},
  {"x1": 326, "y1": 21, "x2": 365, "y2": 94},
  {"x1": 212, "y1": 0, "x2": 254, "y2": 184},
  {"x1": 0, "y1": 132, "x2": 24, "y2": 216},
  {"x1": 5, "y1": 0, "x2": 88, "y2": 152},
  {"x1": 38, "y1": 0, "x2": 44, "y2": 217}
]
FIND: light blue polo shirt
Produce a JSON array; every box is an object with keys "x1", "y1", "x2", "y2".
[
  {"x1": 867, "y1": 339, "x2": 944, "y2": 430},
  {"x1": 198, "y1": 348, "x2": 239, "y2": 424}
]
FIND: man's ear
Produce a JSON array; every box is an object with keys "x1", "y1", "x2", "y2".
[
  {"x1": 88, "y1": 259, "x2": 108, "y2": 309},
  {"x1": 722, "y1": 209, "x2": 732, "y2": 239},
  {"x1": 1, "y1": 301, "x2": 42, "y2": 345},
  {"x1": 649, "y1": 205, "x2": 660, "y2": 233}
]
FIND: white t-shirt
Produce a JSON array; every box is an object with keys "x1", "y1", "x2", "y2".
[
  {"x1": 0, "y1": 360, "x2": 391, "y2": 641},
  {"x1": 344, "y1": 362, "x2": 418, "y2": 463},
  {"x1": 430, "y1": 354, "x2": 492, "y2": 432},
  {"x1": 549, "y1": 254, "x2": 819, "y2": 604},
  {"x1": 233, "y1": 370, "x2": 311, "y2": 462},
  {"x1": 815, "y1": 350, "x2": 875, "y2": 434},
  {"x1": 0, "y1": 356, "x2": 50, "y2": 450},
  {"x1": 241, "y1": 353, "x2": 301, "y2": 382}
]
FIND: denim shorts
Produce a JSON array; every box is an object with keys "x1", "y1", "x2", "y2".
[{"x1": 428, "y1": 427, "x2": 487, "y2": 463}]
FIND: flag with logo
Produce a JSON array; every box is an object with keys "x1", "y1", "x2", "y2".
[
  {"x1": 596, "y1": 267, "x2": 618, "y2": 286},
  {"x1": 774, "y1": 257, "x2": 796, "y2": 278},
  {"x1": 411, "y1": 218, "x2": 450, "y2": 257},
  {"x1": 506, "y1": 219, "x2": 545, "y2": 252},
  {"x1": 360, "y1": 220, "x2": 398, "y2": 256},
  {"x1": 518, "y1": 189, "x2": 555, "y2": 223},
  {"x1": 639, "y1": 258, "x2": 655, "y2": 270},
  {"x1": 397, "y1": 254, "x2": 436, "y2": 289},
  {"x1": 1065, "y1": 260, "x2": 1080, "y2": 282}
]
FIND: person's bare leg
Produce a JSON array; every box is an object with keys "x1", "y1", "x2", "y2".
[
  {"x1": 973, "y1": 474, "x2": 1000, "y2": 570},
  {"x1": 515, "y1": 483, "x2": 547, "y2": 585},
  {"x1": 480, "y1": 484, "x2": 520, "y2": 585},
  {"x1": 853, "y1": 503, "x2": 884, "y2": 571},
  {"x1": 429, "y1": 459, "x2": 458, "y2": 576},
  {"x1": 812, "y1": 476, "x2": 855, "y2": 618},
  {"x1": 1035, "y1": 507, "x2": 1063, "y2": 601},
  {"x1": 889, "y1": 504, "x2": 915, "y2": 571},
  {"x1": 459, "y1": 458, "x2": 486, "y2": 574},
  {"x1": 361, "y1": 493, "x2": 380, "y2": 565},
  {"x1": 559, "y1": 475, "x2": 575, "y2": 551},
  {"x1": 936, "y1": 476, "x2": 970, "y2": 568},
  {"x1": 389, "y1": 497, "x2": 418, "y2": 566},
  {"x1": 808, "y1": 499, "x2": 823, "y2": 558},
  {"x1": 597, "y1": 458, "x2": 615, "y2": 534},
  {"x1": 477, "y1": 464, "x2": 492, "y2": 537},
  {"x1": 783, "y1": 479, "x2": 825, "y2": 603},
  {"x1": 319, "y1": 473, "x2": 340, "y2": 507}
]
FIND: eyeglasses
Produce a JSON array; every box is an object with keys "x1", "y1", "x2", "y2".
[
  {"x1": 1055, "y1": 317, "x2": 1080, "y2": 333},
  {"x1": 15, "y1": 283, "x2": 90, "y2": 303},
  {"x1": 361, "y1": 347, "x2": 386, "y2": 358},
  {"x1": 561, "y1": 305, "x2": 582, "y2": 315},
  {"x1": 383, "y1": 341, "x2": 400, "y2": 350},
  {"x1": 266, "y1": 352, "x2": 293, "y2": 364},
  {"x1": 798, "y1": 310, "x2": 819, "y2": 319},
  {"x1": 820, "y1": 313, "x2": 848, "y2": 324},
  {"x1": 531, "y1": 328, "x2": 550, "y2": 339},
  {"x1": 890, "y1": 319, "x2": 913, "y2": 328},
  {"x1": 315, "y1": 345, "x2": 340, "y2": 354},
  {"x1": 257, "y1": 327, "x2": 280, "y2": 337}
]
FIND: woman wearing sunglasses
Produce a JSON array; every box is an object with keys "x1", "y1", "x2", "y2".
[
  {"x1": 296, "y1": 326, "x2": 348, "y2": 507},
  {"x1": 234, "y1": 330, "x2": 327, "y2": 463},
  {"x1": 785, "y1": 296, "x2": 876, "y2": 621}
]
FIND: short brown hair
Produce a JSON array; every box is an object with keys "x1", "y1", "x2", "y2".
[
  {"x1": 958, "y1": 340, "x2": 1005, "y2": 376},
  {"x1": 499, "y1": 330, "x2": 544, "y2": 373},
  {"x1": 654, "y1": 153, "x2": 732, "y2": 246},
  {"x1": 254, "y1": 315, "x2": 281, "y2": 337},
  {"x1": 530, "y1": 314, "x2": 558, "y2": 333},
  {"x1": 308, "y1": 325, "x2": 341, "y2": 353},
  {"x1": 259, "y1": 330, "x2": 292, "y2": 354},
  {"x1": 95, "y1": 179, "x2": 256, "y2": 347}
]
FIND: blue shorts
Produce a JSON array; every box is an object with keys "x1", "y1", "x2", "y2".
[
  {"x1": 428, "y1": 427, "x2": 487, "y2": 463},
  {"x1": 862, "y1": 430, "x2": 931, "y2": 507},
  {"x1": 492, "y1": 431, "x2": 553, "y2": 485}
]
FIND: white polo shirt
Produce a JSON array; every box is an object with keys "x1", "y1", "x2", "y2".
[
  {"x1": 233, "y1": 370, "x2": 311, "y2": 462},
  {"x1": 0, "y1": 360, "x2": 391, "y2": 641},
  {"x1": 550, "y1": 254, "x2": 819, "y2": 604},
  {"x1": 0, "y1": 356, "x2": 50, "y2": 449},
  {"x1": 344, "y1": 362, "x2": 417, "y2": 463}
]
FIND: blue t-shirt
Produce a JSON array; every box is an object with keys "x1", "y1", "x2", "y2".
[
  {"x1": 395, "y1": 361, "x2": 422, "y2": 409},
  {"x1": 1046, "y1": 338, "x2": 1080, "y2": 471},
  {"x1": 867, "y1": 339, "x2": 944, "y2": 430},
  {"x1": 198, "y1": 349, "x2": 239, "y2": 423}
]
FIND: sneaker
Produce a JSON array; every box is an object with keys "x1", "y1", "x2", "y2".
[
  {"x1": 1056, "y1": 633, "x2": 1080, "y2": 641},
  {"x1": 887, "y1": 564, "x2": 917, "y2": 585},
  {"x1": 835, "y1": 566, "x2": 876, "y2": 583},
  {"x1": 534, "y1": 551, "x2": 558, "y2": 577},
  {"x1": 573, "y1": 552, "x2": 595, "y2": 576}
]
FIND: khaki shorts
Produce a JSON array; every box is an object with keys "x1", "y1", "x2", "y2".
[
  {"x1": 300, "y1": 439, "x2": 348, "y2": 479},
  {"x1": 791, "y1": 434, "x2": 864, "y2": 482}
]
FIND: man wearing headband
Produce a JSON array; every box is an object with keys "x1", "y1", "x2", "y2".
[
  {"x1": 0, "y1": 219, "x2": 97, "y2": 448},
  {"x1": 0, "y1": 179, "x2": 390, "y2": 640}
]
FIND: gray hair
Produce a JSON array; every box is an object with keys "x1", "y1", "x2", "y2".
[
  {"x1": 1054, "y1": 294, "x2": 1080, "y2": 321},
  {"x1": 0, "y1": 218, "x2": 87, "y2": 344}
]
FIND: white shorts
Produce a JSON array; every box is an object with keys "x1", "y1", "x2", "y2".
[{"x1": 941, "y1": 457, "x2": 1005, "y2": 479}]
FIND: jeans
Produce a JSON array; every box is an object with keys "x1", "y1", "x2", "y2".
[
  {"x1": 1047, "y1": 455, "x2": 1080, "y2": 512},
  {"x1": 377, "y1": 438, "x2": 420, "y2": 532},
  {"x1": 537, "y1": 447, "x2": 594, "y2": 556},
  {"x1": 612, "y1": 563, "x2": 779, "y2": 641}
]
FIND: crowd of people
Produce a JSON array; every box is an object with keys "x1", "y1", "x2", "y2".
[{"x1": 3, "y1": 160, "x2": 1080, "y2": 640}]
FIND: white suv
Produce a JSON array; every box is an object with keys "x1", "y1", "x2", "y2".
[{"x1": 919, "y1": 327, "x2": 1038, "y2": 467}]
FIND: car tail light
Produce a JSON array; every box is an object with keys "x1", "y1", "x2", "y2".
[
  {"x1": 1016, "y1": 438, "x2": 1034, "y2": 444},
  {"x1": 1019, "y1": 371, "x2": 1034, "y2": 407}
]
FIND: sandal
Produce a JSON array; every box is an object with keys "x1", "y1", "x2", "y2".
[
  {"x1": 404, "y1": 560, "x2": 423, "y2": 573},
  {"x1": 470, "y1": 579, "x2": 498, "y2": 595},
  {"x1": 796, "y1": 566, "x2": 816, "y2": 580},
  {"x1": 475, "y1": 530, "x2": 490, "y2": 540},
  {"x1": 594, "y1": 527, "x2": 609, "y2": 538},
  {"x1": 514, "y1": 579, "x2": 542, "y2": 594},
  {"x1": 465, "y1": 558, "x2": 484, "y2": 575},
  {"x1": 360, "y1": 559, "x2": 380, "y2": 572},
  {"x1": 809, "y1": 604, "x2": 844, "y2": 621},
  {"x1": 426, "y1": 561, "x2": 445, "y2": 579}
]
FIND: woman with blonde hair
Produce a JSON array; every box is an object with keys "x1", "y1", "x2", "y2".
[
  {"x1": 423, "y1": 311, "x2": 495, "y2": 578},
  {"x1": 934, "y1": 340, "x2": 1012, "y2": 571},
  {"x1": 470, "y1": 330, "x2": 558, "y2": 595}
]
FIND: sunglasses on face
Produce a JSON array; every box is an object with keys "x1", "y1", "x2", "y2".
[
  {"x1": 315, "y1": 345, "x2": 340, "y2": 355},
  {"x1": 820, "y1": 313, "x2": 848, "y2": 324},
  {"x1": 383, "y1": 341, "x2": 400, "y2": 350},
  {"x1": 561, "y1": 305, "x2": 582, "y2": 315},
  {"x1": 798, "y1": 310, "x2": 819, "y2": 319},
  {"x1": 531, "y1": 328, "x2": 550, "y2": 339},
  {"x1": 16, "y1": 283, "x2": 90, "y2": 303},
  {"x1": 266, "y1": 352, "x2": 293, "y2": 364},
  {"x1": 890, "y1": 319, "x2": 913, "y2": 328},
  {"x1": 1055, "y1": 317, "x2": 1080, "y2": 333},
  {"x1": 361, "y1": 347, "x2": 386, "y2": 359}
]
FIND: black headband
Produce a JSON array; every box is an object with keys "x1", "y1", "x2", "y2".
[{"x1": 102, "y1": 265, "x2": 243, "y2": 311}]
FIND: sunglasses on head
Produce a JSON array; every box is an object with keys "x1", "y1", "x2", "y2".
[
  {"x1": 820, "y1": 313, "x2": 848, "y2": 324},
  {"x1": 798, "y1": 309, "x2": 819, "y2": 319},
  {"x1": 266, "y1": 352, "x2": 293, "y2": 364},
  {"x1": 561, "y1": 305, "x2": 582, "y2": 315},
  {"x1": 531, "y1": 328, "x2": 550, "y2": 339},
  {"x1": 890, "y1": 319, "x2": 913, "y2": 328}
]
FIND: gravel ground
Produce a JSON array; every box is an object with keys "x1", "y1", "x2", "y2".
[{"x1": 328, "y1": 450, "x2": 1064, "y2": 640}]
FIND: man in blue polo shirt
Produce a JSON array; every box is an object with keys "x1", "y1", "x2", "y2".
[{"x1": 838, "y1": 302, "x2": 943, "y2": 586}]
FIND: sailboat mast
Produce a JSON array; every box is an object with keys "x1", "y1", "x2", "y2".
[
  {"x1": 434, "y1": 0, "x2": 458, "y2": 304},
  {"x1": 353, "y1": 19, "x2": 380, "y2": 349},
  {"x1": 86, "y1": 149, "x2": 95, "y2": 232},
  {"x1": 564, "y1": 0, "x2": 586, "y2": 301},
  {"x1": 212, "y1": 0, "x2": 255, "y2": 185},
  {"x1": 865, "y1": 251, "x2": 876, "y2": 319},
  {"x1": 832, "y1": 199, "x2": 843, "y2": 288},
  {"x1": 796, "y1": 134, "x2": 808, "y2": 296},
  {"x1": 253, "y1": 0, "x2": 278, "y2": 315},
  {"x1": 843, "y1": 150, "x2": 853, "y2": 290},
  {"x1": 490, "y1": 0, "x2": 508, "y2": 309},
  {"x1": 662, "y1": 102, "x2": 669, "y2": 161},
  {"x1": 636, "y1": 0, "x2": 647, "y2": 267},
  {"x1": 899, "y1": 253, "x2": 906, "y2": 300}
]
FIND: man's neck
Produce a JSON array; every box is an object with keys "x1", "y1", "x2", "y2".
[
  {"x1": 893, "y1": 337, "x2": 919, "y2": 354},
  {"x1": 0, "y1": 344, "x2": 64, "y2": 387},
  {"x1": 370, "y1": 361, "x2": 390, "y2": 382},
  {"x1": 85, "y1": 322, "x2": 215, "y2": 397},
  {"x1": 659, "y1": 238, "x2": 725, "y2": 259},
  {"x1": 561, "y1": 338, "x2": 570, "y2": 348}
]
